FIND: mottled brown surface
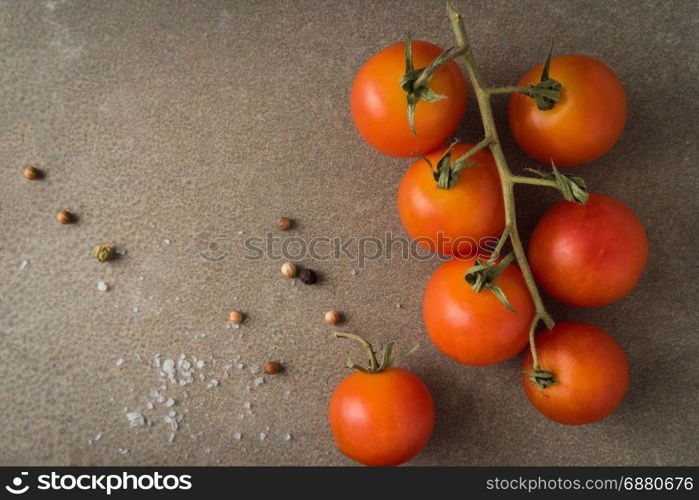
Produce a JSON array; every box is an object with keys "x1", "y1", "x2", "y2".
[{"x1": 1, "y1": 0, "x2": 697, "y2": 466}]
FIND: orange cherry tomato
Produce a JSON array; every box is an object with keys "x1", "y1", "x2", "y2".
[
  {"x1": 528, "y1": 193, "x2": 648, "y2": 308},
  {"x1": 423, "y1": 258, "x2": 534, "y2": 366},
  {"x1": 509, "y1": 54, "x2": 627, "y2": 166},
  {"x1": 397, "y1": 143, "x2": 505, "y2": 256},
  {"x1": 328, "y1": 367, "x2": 435, "y2": 466},
  {"x1": 351, "y1": 40, "x2": 467, "y2": 157},
  {"x1": 523, "y1": 322, "x2": 629, "y2": 425}
]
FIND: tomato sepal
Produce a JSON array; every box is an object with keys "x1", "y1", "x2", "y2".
[
  {"x1": 464, "y1": 252, "x2": 517, "y2": 311},
  {"x1": 528, "y1": 41, "x2": 562, "y2": 110},
  {"x1": 526, "y1": 161, "x2": 589, "y2": 204},
  {"x1": 399, "y1": 33, "x2": 468, "y2": 135},
  {"x1": 334, "y1": 332, "x2": 419, "y2": 374}
]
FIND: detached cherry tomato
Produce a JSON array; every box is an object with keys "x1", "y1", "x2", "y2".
[
  {"x1": 351, "y1": 40, "x2": 467, "y2": 157},
  {"x1": 329, "y1": 367, "x2": 435, "y2": 466},
  {"x1": 528, "y1": 193, "x2": 648, "y2": 308},
  {"x1": 523, "y1": 322, "x2": 629, "y2": 425},
  {"x1": 423, "y1": 257, "x2": 534, "y2": 366},
  {"x1": 397, "y1": 143, "x2": 505, "y2": 256},
  {"x1": 509, "y1": 54, "x2": 627, "y2": 166}
]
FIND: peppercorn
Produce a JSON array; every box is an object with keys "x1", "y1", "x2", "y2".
[
  {"x1": 281, "y1": 261, "x2": 298, "y2": 278},
  {"x1": 263, "y1": 360, "x2": 281, "y2": 375},
  {"x1": 56, "y1": 210, "x2": 74, "y2": 224},
  {"x1": 276, "y1": 216, "x2": 292, "y2": 231},
  {"x1": 92, "y1": 243, "x2": 117, "y2": 262},
  {"x1": 23, "y1": 165, "x2": 43, "y2": 180},
  {"x1": 228, "y1": 310, "x2": 245, "y2": 324},
  {"x1": 298, "y1": 268, "x2": 317, "y2": 285},
  {"x1": 324, "y1": 310, "x2": 341, "y2": 325}
]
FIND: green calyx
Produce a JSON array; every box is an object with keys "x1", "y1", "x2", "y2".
[
  {"x1": 334, "y1": 332, "x2": 419, "y2": 374},
  {"x1": 464, "y1": 252, "x2": 517, "y2": 311},
  {"x1": 524, "y1": 41, "x2": 561, "y2": 111},
  {"x1": 527, "y1": 161, "x2": 589, "y2": 204},
  {"x1": 415, "y1": 141, "x2": 478, "y2": 190},
  {"x1": 399, "y1": 33, "x2": 468, "y2": 136},
  {"x1": 524, "y1": 369, "x2": 558, "y2": 393}
]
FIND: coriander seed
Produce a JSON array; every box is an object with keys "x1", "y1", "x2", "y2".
[
  {"x1": 298, "y1": 268, "x2": 317, "y2": 285},
  {"x1": 23, "y1": 165, "x2": 43, "y2": 180},
  {"x1": 281, "y1": 261, "x2": 298, "y2": 278},
  {"x1": 263, "y1": 361, "x2": 281, "y2": 375},
  {"x1": 324, "y1": 310, "x2": 341, "y2": 325},
  {"x1": 228, "y1": 310, "x2": 244, "y2": 324},
  {"x1": 56, "y1": 210, "x2": 74, "y2": 224},
  {"x1": 92, "y1": 243, "x2": 117, "y2": 262},
  {"x1": 276, "y1": 216, "x2": 292, "y2": 231}
]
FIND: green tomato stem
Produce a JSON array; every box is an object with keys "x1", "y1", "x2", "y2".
[{"x1": 447, "y1": 1, "x2": 556, "y2": 371}]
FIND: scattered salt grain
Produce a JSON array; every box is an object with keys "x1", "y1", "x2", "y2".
[
  {"x1": 243, "y1": 401, "x2": 251, "y2": 410},
  {"x1": 163, "y1": 238, "x2": 171, "y2": 245},
  {"x1": 115, "y1": 358, "x2": 124, "y2": 367},
  {"x1": 116, "y1": 248, "x2": 127, "y2": 256},
  {"x1": 284, "y1": 433, "x2": 292, "y2": 441},
  {"x1": 126, "y1": 410, "x2": 145, "y2": 427},
  {"x1": 233, "y1": 432, "x2": 242, "y2": 440},
  {"x1": 349, "y1": 269, "x2": 357, "y2": 276},
  {"x1": 259, "y1": 432, "x2": 267, "y2": 441},
  {"x1": 253, "y1": 377, "x2": 265, "y2": 387},
  {"x1": 250, "y1": 365, "x2": 260, "y2": 374},
  {"x1": 396, "y1": 303, "x2": 402, "y2": 309},
  {"x1": 145, "y1": 402, "x2": 153, "y2": 410},
  {"x1": 162, "y1": 359, "x2": 175, "y2": 373},
  {"x1": 133, "y1": 307, "x2": 139, "y2": 313},
  {"x1": 117, "y1": 448, "x2": 129, "y2": 455},
  {"x1": 164, "y1": 398, "x2": 175, "y2": 407},
  {"x1": 96, "y1": 281, "x2": 109, "y2": 292},
  {"x1": 94, "y1": 432, "x2": 102, "y2": 441},
  {"x1": 196, "y1": 360, "x2": 205, "y2": 369},
  {"x1": 167, "y1": 432, "x2": 175, "y2": 443},
  {"x1": 18, "y1": 260, "x2": 28, "y2": 271},
  {"x1": 206, "y1": 379, "x2": 219, "y2": 389}
]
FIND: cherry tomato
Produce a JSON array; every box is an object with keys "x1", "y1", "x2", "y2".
[
  {"x1": 523, "y1": 321, "x2": 629, "y2": 425},
  {"x1": 528, "y1": 193, "x2": 648, "y2": 308},
  {"x1": 397, "y1": 143, "x2": 505, "y2": 256},
  {"x1": 423, "y1": 258, "x2": 534, "y2": 366},
  {"x1": 328, "y1": 367, "x2": 435, "y2": 466},
  {"x1": 509, "y1": 54, "x2": 627, "y2": 166},
  {"x1": 351, "y1": 40, "x2": 467, "y2": 157}
]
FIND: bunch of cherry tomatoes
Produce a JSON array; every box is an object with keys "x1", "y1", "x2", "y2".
[{"x1": 328, "y1": 4, "x2": 648, "y2": 467}]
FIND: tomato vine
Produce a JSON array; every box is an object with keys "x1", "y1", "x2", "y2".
[{"x1": 446, "y1": 1, "x2": 589, "y2": 391}]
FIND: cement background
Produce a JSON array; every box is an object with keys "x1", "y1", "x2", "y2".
[{"x1": 1, "y1": 0, "x2": 697, "y2": 465}]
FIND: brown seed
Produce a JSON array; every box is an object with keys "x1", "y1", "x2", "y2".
[
  {"x1": 228, "y1": 310, "x2": 244, "y2": 324},
  {"x1": 324, "y1": 310, "x2": 341, "y2": 325},
  {"x1": 275, "y1": 216, "x2": 292, "y2": 231},
  {"x1": 298, "y1": 268, "x2": 317, "y2": 285},
  {"x1": 56, "y1": 210, "x2": 74, "y2": 224},
  {"x1": 23, "y1": 165, "x2": 43, "y2": 180},
  {"x1": 263, "y1": 361, "x2": 281, "y2": 375},
  {"x1": 281, "y1": 261, "x2": 298, "y2": 278}
]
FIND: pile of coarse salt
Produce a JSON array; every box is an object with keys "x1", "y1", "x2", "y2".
[{"x1": 112, "y1": 349, "x2": 293, "y2": 455}]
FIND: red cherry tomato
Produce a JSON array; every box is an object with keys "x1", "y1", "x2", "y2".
[
  {"x1": 509, "y1": 54, "x2": 627, "y2": 166},
  {"x1": 397, "y1": 143, "x2": 505, "y2": 256},
  {"x1": 523, "y1": 322, "x2": 629, "y2": 425},
  {"x1": 328, "y1": 367, "x2": 435, "y2": 466},
  {"x1": 351, "y1": 40, "x2": 467, "y2": 157},
  {"x1": 528, "y1": 193, "x2": 648, "y2": 308},
  {"x1": 423, "y1": 257, "x2": 534, "y2": 366}
]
